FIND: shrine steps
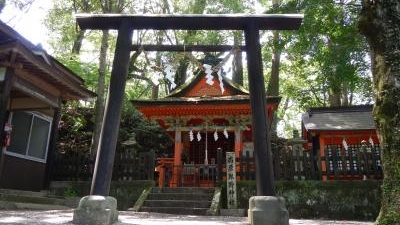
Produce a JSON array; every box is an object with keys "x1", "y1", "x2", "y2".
[
  {"x1": 137, "y1": 187, "x2": 217, "y2": 216},
  {"x1": 0, "y1": 188, "x2": 77, "y2": 210}
]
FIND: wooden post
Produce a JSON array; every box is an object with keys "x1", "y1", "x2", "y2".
[
  {"x1": 217, "y1": 147, "x2": 223, "y2": 183},
  {"x1": 234, "y1": 128, "x2": 242, "y2": 158},
  {"x1": 244, "y1": 24, "x2": 276, "y2": 196},
  {"x1": 90, "y1": 21, "x2": 133, "y2": 196},
  {"x1": 319, "y1": 134, "x2": 327, "y2": 181},
  {"x1": 173, "y1": 127, "x2": 182, "y2": 187},
  {"x1": 43, "y1": 102, "x2": 62, "y2": 189},
  {"x1": 0, "y1": 68, "x2": 13, "y2": 178}
]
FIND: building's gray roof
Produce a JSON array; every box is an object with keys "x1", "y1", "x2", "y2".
[{"x1": 302, "y1": 105, "x2": 376, "y2": 131}]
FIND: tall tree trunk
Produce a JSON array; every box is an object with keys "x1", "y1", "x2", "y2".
[
  {"x1": 90, "y1": 30, "x2": 109, "y2": 155},
  {"x1": 152, "y1": 31, "x2": 163, "y2": 99},
  {"x1": 71, "y1": 30, "x2": 85, "y2": 54},
  {"x1": 359, "y1": 1, "x2": 400, "y2": 224},
  {"x1": 328, "y1": 88, "x2": 342, "y2": 107},
  {"x1": 90, "y1": 0, "x2": 126, "y2": 155},
  {"x1": 232, "y1": 31, "x2": 243, "y2": 85},
  {"x1": 174, "y1": 0, "x2": 207, "y2": 87},
  {"x1": 267, "y1": 30, "x2": 281, "y2": 97},
  {"x1": 267, "y1": 32, "x2": 281, "y2": 137},
  {"x1": 342, "y1": 82, "x2": 349, "y2": 106},
  {"x1": 267, "y1": 1, "x2": 282, "y2": 137},
  {"x1": 70, "y1": 0, "x2": 91, "y2": 54}
]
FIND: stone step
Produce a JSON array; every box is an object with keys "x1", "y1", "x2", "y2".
[
  {"x1": 0, "y1": 193, "x2": 66, "y2": 206},
  {"x1": 0, "y1": 200, "x2": 71, "y2": 210},
  {"x1": 0, "y1": 188, "x2": 49, "y2": 198},
  {"x1": 139, "y1": 206, "x2": 209, "y2": 215},
  {"x1": 143, "y1": 199, "x2": 211, "y2": 208},
  {"x1": 147, "y1": 193, "x2": 213, "y2": 201},
  {"x1": 151, "y1": 187, "x2": 214, "y2": 194},
  {"x1": 137, "y1": 187, "x2": 216, "y2": 216},
  {"x1": 0, "y1": 189, "x2": 78, "y2": 210}
]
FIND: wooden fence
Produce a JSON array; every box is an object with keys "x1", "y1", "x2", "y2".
[
  {"x1": 237, "y1": 144, "x2": 382, "y2": 181},
  {"x1": 51, "y1": 144, "x2": 382, "y2": 182},
  {"x1": 234, "y1": 149, "x2": 317, "y2": 181},
  {"x1": 51, "y1": 148, "x2": 155, "y2": 181},
  {"x1": 324, "y1": 144, "x2": 382, "y2": 180}
]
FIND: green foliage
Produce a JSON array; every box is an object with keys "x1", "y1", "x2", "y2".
[
  {"x1": 56, "y1": 54, "x2": 100, "y2": 92},
  {"x1": 46, "y1": 0, "x2": 374, "y2": 141},
  {"x1": 288, "y1": 0, "x2": 372, "y2": 106},
  {"x1": 220, "y1": 180, "x2": 381, "y2": 221},
  {"x1": 52, "y1": 180, "x2": 155, "y2": 210},
  {"x1": 261, "y1": 0, "x2": 373, "y2": 136},
  {"x1": 63, "y1": 187, "x2": 80, "y2": 197},
  {"x1": 57, "y1": 103, "x2": 93, "y2": 154},
  {"x1": 44, "y1": 1, "x2": 79, "y2": 54},
  {"x1": 119, "y1": 103, "x2": 173, "y2": 157},
  {"x1": 57, "y1": 99, "x2": 172, "y2": 157},
  {"x1": 278, "y1": 0, "x2": 372, "y2": 108}
]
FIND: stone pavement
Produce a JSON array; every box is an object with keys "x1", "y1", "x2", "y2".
[{"x1": 0, "y1": 210, "x2": 374, "y2": 225}]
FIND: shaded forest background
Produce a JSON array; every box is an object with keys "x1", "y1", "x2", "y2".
[
  {"x1": 1, "y1": 0, "x2": 373, "y2": 185},
  {"x1": 32, "y1": 0, "x2": 371, "y2": 158}
]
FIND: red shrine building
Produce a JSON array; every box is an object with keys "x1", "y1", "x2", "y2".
[
  {"x1": 132, "y1": 71, "x2": 279, "y2": 187},
  {"x1": 301, "y1": 105, "x2": 382, "y2": 180}
]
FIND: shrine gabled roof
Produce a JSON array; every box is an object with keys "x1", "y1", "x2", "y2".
[
  {"x1": 131, "y1": 95, "x2": 281, "y2": 117},
  {"x1": 167, "y1": 72, "x2": 248, "y2": 97},
  {"x1": 132, "y1": 95, "x2": 280, "y2": 106},
  {"x1": 302, "y1": 105, "x2": 375, "y2": 131},
  {"x1": 132, "y1": 62, "x2": 280, "y2": 117}
]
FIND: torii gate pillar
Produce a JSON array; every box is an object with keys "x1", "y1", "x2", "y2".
[
  {"x1": 73, "y1": 20, "x2": 132, "y2": 225},
  {"x1": 244, "y1": 23, "x2": 289, "y2": 225},
  {"x1": 245, "y1": 23, "x2": 275, "y2": 197}
]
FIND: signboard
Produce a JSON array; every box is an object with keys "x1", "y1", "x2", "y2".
[{"x1": 226, "y1": 152, "x2": 237, "y2": 209}]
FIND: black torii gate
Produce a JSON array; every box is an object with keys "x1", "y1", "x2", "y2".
[{"x1": 75, "y1": 14, "x2": 303, "y2": 197}]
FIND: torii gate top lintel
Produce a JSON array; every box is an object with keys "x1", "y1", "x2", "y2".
[
  {"x1": 85, "y1": 13, "x2": 303, "y2": 197},
  {"x1": 75, "y1": 13, "x2": 303, "y2": 31}
]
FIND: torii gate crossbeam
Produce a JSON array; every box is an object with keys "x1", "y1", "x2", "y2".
[{"x1": 75, "y1": 14, "x2": 303, "y2": 197}]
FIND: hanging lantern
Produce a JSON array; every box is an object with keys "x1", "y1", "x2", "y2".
[{"x1": 214, "y1": 129, "x2": 218, "y2": 141}]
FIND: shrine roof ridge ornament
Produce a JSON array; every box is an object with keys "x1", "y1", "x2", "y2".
[{"x1": 75, "y1": 13, "x2": 303, "y2": 31}]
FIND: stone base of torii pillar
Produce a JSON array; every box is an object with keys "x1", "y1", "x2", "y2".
[
  {"x1": 73, "y1": 195, "x2": 119, "y2": 225},
  {"x1": 248, "y1": 196, "x2": 289, "y2": 225}
]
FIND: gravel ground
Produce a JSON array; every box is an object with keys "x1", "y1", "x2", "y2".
[{"x1": 0, "y1": 210, "x2": 374, "y2": 225}]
